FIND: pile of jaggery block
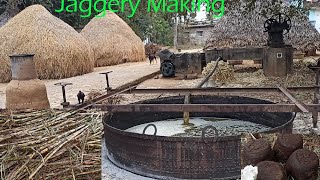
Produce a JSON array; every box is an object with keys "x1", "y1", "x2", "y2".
[{"x1": 243, "y1": 134, "x2": 319, "y2": 180}]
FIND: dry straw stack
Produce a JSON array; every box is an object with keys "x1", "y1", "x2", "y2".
[
  {"x1": 205, "y1": 0, "x2": 320, "y2": 53},
  {"x1": 0, "y1": 5, "x2": 95, "y2": 83},
  {"x1": 81, "y1": 11, "x2": 145, "y2": 67}
]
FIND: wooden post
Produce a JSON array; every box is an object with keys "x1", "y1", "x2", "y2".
[
  {"x1": 183, "y1": 94, "x2": 190, "y2": 125},
  {"x1": 183, "y1": 56, "x2": 222, "y2": 125},
  {"x1": 174, "y1": 14, "x2": 178, "y2": 50},
  {"x1": 312, "y1": 70, "x2": 319, "y2": 128}
]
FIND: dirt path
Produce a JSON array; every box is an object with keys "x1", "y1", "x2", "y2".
[{"x1": 0, "y1": 61, "x2": 159, "y2": 109}]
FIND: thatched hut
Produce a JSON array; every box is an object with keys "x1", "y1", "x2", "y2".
[
  {"x1": 80, "y1": 11, "x2": 145, "y2": 67},
  {"x1": 204, "y1": 0, "x2": 320, "y2": 55},
  {"x1": 0, "y1": 5, "x2": 94, "y2": 83}
]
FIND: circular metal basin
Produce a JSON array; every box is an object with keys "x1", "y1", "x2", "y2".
[{"x1": 103, "y1": 95, "x2": 295, "y2": 180}]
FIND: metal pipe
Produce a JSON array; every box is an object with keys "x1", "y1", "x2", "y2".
[
  {"x1": 197, "y1": 56, "x2": 223, "y2": 88},
  {"x1": 183, "y1": 56, "x2": 223, "y2": 125},
  {"x1": 62, "y1": 86, "x2": 67, "y2": 103},
  {"x1": 100, "y1": 71, "x2": 113, "y2": 90}
]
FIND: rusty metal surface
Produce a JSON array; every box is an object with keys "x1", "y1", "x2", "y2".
[
  {"x1": 124, "y1": 86, "x2": 316, "y2": 95},
  {"x1": 103, "y1": 95, "x2": 295, "y2": 179},
  {"x1": 105, "y1": 125, "x2": 241, "y2": 180},
  {"x1": 95, "y1": 104, "x2": 320, "y2": 113}
]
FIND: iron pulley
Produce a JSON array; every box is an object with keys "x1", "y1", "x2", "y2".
[
  {"x1": 264, "y1": 13, "x2": 291, "y2": 34},
  {"x1": 264, "y1": 13, "x2": 292, "y2": 48},
  {"x1": 161, "y1": 61, "x2": 175, "y2": 77}
]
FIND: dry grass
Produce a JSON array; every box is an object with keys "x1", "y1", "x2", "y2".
[
  {"x1": 0, "y1": 5, "x2": 95, "y2": 83},
  {"x1": 259, "y1": 59, "x2": 315, "y2": 87},
  {"x1": 0, "y1": 109, "x2": 101, "y2": 179},
  {"x1": 0, "y1": 94, "x2": 126, "y2": 179},
  {"x1": 202, "y1": 61, "x2": 235, "y2": 84},
  {"x1": 230, "y1": 59, "x2": 316, "y2": 88},
  {"x1": 204, "y1": 0, "x2": 320, "y2": 53},
  {"x1": 80, "y1": 11, "x2": 145, "y2": 67}
]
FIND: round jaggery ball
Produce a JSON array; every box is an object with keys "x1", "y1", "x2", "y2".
[
  {"x1": 285, "y1": 149, "x2": 319, "y2": 180},
  {"x1": 256, "y1": 161, "x2": 287, "y2": 180},
  {"x1": 273, "y1": 133, "x2": 303, "y2": 162},
  {"x1": 243, "y1": 139, "x2": 274, "y2": 166}
]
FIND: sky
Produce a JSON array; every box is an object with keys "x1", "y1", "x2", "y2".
[{"x1": 195, "y1": 6, "x2": 207, "y2": 21}]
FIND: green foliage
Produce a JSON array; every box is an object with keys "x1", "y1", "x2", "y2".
[{"x1": 0, "y1": 0, "x2": 312, "y2": 46}]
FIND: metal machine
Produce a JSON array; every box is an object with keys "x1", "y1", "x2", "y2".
[
  {"x1": 157, "y1": 49, "x2": 176, "y2": 77},
  {"x1": 158, "y1": 13, "x2": 293, "y2": 78},
  {"x1": 264, "y1": 13, "x2": 292, "y2": 48}
]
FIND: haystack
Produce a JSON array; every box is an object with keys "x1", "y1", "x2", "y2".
[
  {"x1": 204, "y1": 0, "x2": 320, "y2": 54},
  {"x1": 0, "y1": 5, "x2": 94, "y2": 83},
  {"x1": 80, "y1": 11, "x2": 145, "y2": 67}
]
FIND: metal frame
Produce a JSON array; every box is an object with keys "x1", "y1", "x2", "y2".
[
  {"x1": 51, "y1": 63, "x2": 320, "y2": 129},
  {"x1": 94, "y1": 84, "x2": 320, "y2": 128}
]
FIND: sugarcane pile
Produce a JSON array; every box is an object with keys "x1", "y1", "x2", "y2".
[
  {"x1": 202, "y1": 61, "x2": 235, "y2": 84},
  {"x1": 0, "y1": 109, "x2": 102, "y2": 179}
]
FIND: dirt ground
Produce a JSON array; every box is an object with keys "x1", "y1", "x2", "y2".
[{"x1": 0, "y1": 61, "x2": 160, "y2": 109}]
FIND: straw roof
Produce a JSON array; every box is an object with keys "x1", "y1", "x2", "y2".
[
  {"x1": 204, "y1": 1, "x2": 320, "y2": 52},
  {"x1": 0, "y1": 5, "x2": 94, "y2": 83},
  {"x1": 80, "y1": 11, "x2": 145, "y2": 67}
]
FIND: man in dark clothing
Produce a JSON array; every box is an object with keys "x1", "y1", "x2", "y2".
[{"x1": 77, "y1": 91, "x2": 85, "y2": 104}]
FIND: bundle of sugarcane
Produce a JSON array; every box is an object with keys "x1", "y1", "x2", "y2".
[
  {"x1": 0, "y1": 109, "x2": 102, "y2": 179},
  {"x1": 202, "y1": 61, "x2": 235, "y2": 84}
]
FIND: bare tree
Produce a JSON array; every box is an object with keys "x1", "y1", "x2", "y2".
[{"x1": 0, "y1": 0, "x2": 23, "y2": 27}]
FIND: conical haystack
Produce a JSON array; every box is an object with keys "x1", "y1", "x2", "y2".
[
  {"x1": 81, "y1": 11, "x2": 145, "y2": 67},
  {"x1": 205, "y1": 1, "x2": 320, "y2": 53},
  {"x1": 0, "y1": 5, "x2": 94, "y2": 83}
]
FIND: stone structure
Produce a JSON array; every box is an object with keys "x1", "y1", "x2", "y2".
[
  {"x1": 178, "y1": 23, "x2": 215, "y2": 47},
  {"x1": 262, "y1": 45, "x2": 294, "y2": 77},
  {"x1": 262, "y1": 14, "x2": 294, "y2": 77},
  {"x1": 5, "y1": 54, "x2": 50, "y2": 110}
]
